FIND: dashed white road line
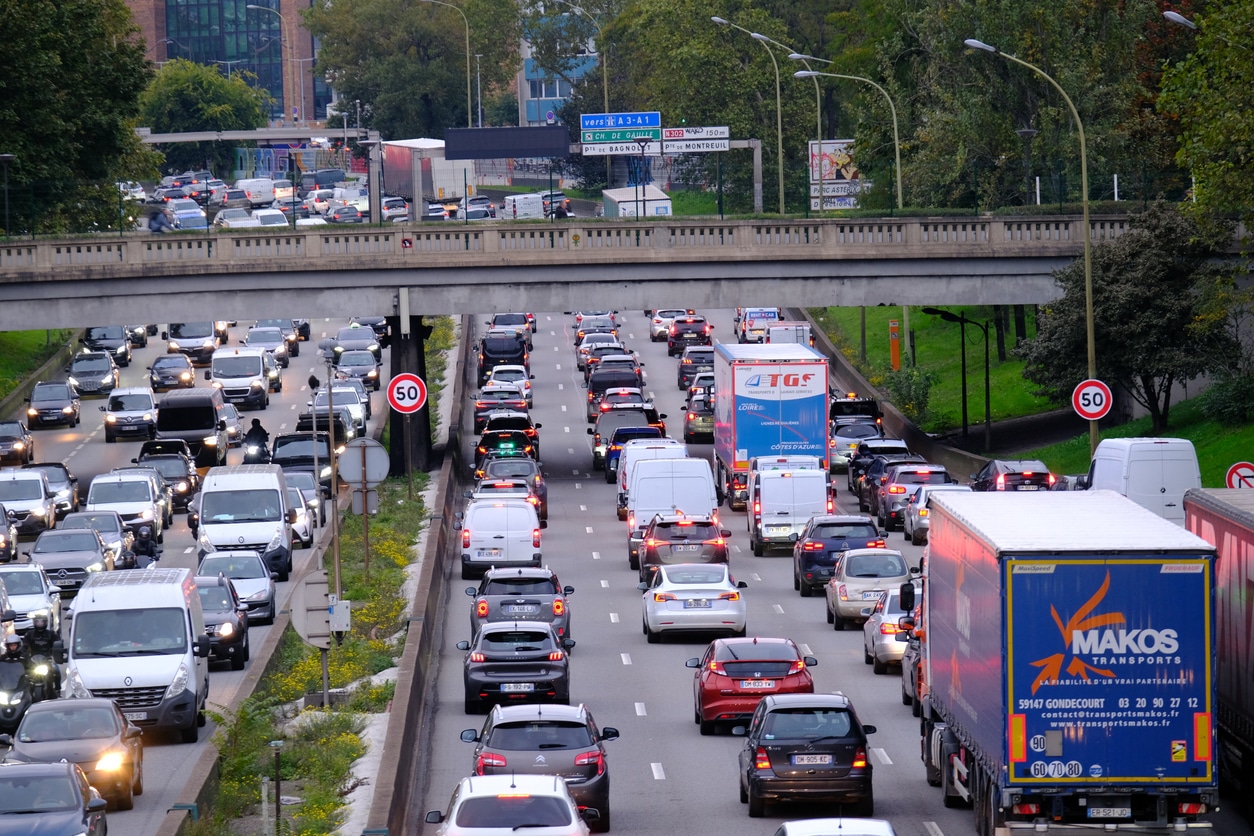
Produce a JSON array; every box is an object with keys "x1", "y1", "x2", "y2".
[
  {"x1": 571, "y1": 469, "x2": 580, "y2": 476},
  {"x1": 621, "y1": 653, "x2": 632, "y2": 665},
  {"x1": 183, "y1": 546, "x2": 193, "y2": 554},
  {"x1": 872, "y1": 747, "x2": 892, "y2": 765},
  {"x1": 568, "y1": 448, "x2": 575, "y2": 454},
  {"x1": 591, "y1": 551, "x2": 600, "y2": 560},
  {"x1": 555, "y1": 364, "x2": 562, "y2": 371},
  {"x1": 574, "y1": 482, "x2": 582, "y2": 490},
  {"x1": 650, "y1": 763, "x2": 666, "y2": 780},
  {"x1": 564, "y1": 426, "x2": 570, "y2": 432},
  {"x1": 561, "y1": 404, "x2": 567, "y2": 411},
  {"x1": 751, "y1": 573, "x2": 762, "y2": 582},
  {"x1": 799, "y1": 643, "x2": 813, "y2": 656},
  {"x1": 635, "y1": 702, "x2": 647, "y2": 716},
  {"x1": 600, "y1": 579, "x2": 609, "y2": 588},
  {"x1": 923, "y1": 822, "x2": 945, "y2": 836},
  {"x1": 586, "y1": 526, "x2": 594, "y2": 534},
  {"x1": 558, "y1": 383, "x2": 564, "y2": 390},
  {"x1": 609, "y1": 612, "x2": 619, "y2": 623},
  {"x1": 772, "y1": 603, "x2": 785, "y2": 614},
  {"x1": 579, "y1": 505, "x2": 587, "y2": 511}
]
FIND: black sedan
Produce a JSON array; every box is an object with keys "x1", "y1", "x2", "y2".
[
  {"x1": 0, "y1": 420, "x2": 34, "y2": 465},
  {"x1": 194, "y1": 575, "x2": 250, "y2": 670},
  {"x1": 80, "y1": 326, "x2": 132, "y2": 367},
  {"x1": 456, "y1": 621, "x2": 574, "y2": 714},
  {"x1": 334, "y1": 349, "x2": 381, "y2": 390},
  {"x1": 0, "y1": 761, "x2": 108, "y2": 832},
  {"x1": 25, "y1": 382, "x2": 80, "y2": 429},
  {"x1": 0, "y1": 698, "x2": 143, "y2": 811},
  {"x1": 148, "y1": 353, "x2": 196, "y2": 391},
  {"x1": 327, "y1": 204, "x2": 364, "y2": 224},
  {"x1": 133, "y1": 453, "x2": 199, "y2": 510}
]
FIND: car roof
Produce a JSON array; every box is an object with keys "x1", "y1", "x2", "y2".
[
  {"x1": 779, "y1": 819, "x2": 897, "y2": 836},
  {"x1": 488, "y1": 702, "x2": 588, "y2": 723},
  {"x1": 456, "y1": 773, "x2": 569, "y2": 797},
  {"x1": 807, "y1": 514, "x2": 876, "y2": 525},
  {"x1": 482, "y1": 565, "x2": 556, "y2": 580},
  {"x1": 761, "y1": 692, "x2": 853, "y2": 710}
]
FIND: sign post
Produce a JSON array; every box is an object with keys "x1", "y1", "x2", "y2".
[
  {"x1": 1071, "y1": 379, "x2": 1113, "y2": 422},
  {"x1": 387, "y1": 373, "x2": 427, "y2": 499}
]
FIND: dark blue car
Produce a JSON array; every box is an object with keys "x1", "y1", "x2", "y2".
[
  {"x1": 791, "y1": 514, "x2": 886, "y2": 597},
  {"x1": 604, "y1": 426, "x2": 664, "y2": 483}
]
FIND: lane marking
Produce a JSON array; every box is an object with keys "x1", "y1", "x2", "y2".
[
  {"x1": 635, "y1": 702, "x2": 647, "y2": 716},
  {"x1": 609, "y1": 612, "x2": 619, "y2": 623},
  {"x1": 733, "y1": 545, "x2": 742, "y2": 554},
  {"x1": 872, "y1": 747, "x2": 892, "y2": 765},
  {"x1": 751, "y1": 573, "x2": 762, "y2": 582},
  {"x1": 799, "y1": 643, "x2": 812, "y2": 656},
  {"x1": 772, "y1": 603, "x2": 785, "y2": 614},
  {"x1": 561, "y1": 404, "x2": 567, "y2": 411},
  {"x1": 564, "y1": 426, "x2": 570, "y2": 432},
  {"x1": 555, "y1": 364, "x2": 562, "y2": 371},
  {"x1": 586, "y1": 526, "x2": 594, "y2": 534},
  {"x1": 574, "y1": 482, "x2": 582, "y2": 490},
  {"x1": 579, "y1": 505, "x2": 587, "y2": 511},
  {"x1": 591, "y1": 551, "x2": 601, "y2": 560},
  {"x1": 621, "y1": 653, "x2": 632, "y2": 665},
  {"x1": 600, "y1": 579, "x2": 609, "y2": 588},
  {"x1": 924, "y1": 823, "x2": 945, "y2": 836},
  {"x1": 651, "y1": 763, "x2": 665, "y2": 780},
  {"x1": 568, "y1": 448, "x2": 575, "y2": 454}
]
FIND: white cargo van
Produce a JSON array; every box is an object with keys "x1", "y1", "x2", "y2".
[
  {"x1": 625, "y1": 457, "x2": 717, "y2": 568},
  {"x1": 60, "y1": 568, "x2": 212, "y2": 742},
  {"x1": 746, "y1": 455, "x2": 826, "y2": 513},
  {"x1": 616, "y1": 439, "x2": 688, "y2": 520},
  {"x1": 456, "y1": 498, "x2": 543, "y2": 579},
  {"x1": 196, "y1": 464, "x2": 294, "y2": 579},
  {"x1": 749, "y1": 469, "x2": 831, "y2": 556},
  {"x1": 765, "y1": 321, "x2": 813, "y2": 346},
  {"x1": 236, "y1": 178, "x2": 277, "y2": 207},
  {"x1": 1082, "y1": 437, "x2": 1201, "y2": 525},
  {"x1": 502, "y1": 193, "x2": 545, "y2": 220}
]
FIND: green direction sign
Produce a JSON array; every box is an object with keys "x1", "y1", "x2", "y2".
[{"x1": 581, "y1": 127, "x2": 662, "y2": 144}]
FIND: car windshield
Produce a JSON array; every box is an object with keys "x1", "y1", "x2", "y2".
[
  {"x1": 273, "y1": 437, "x2": 327, "y2": 459},
  {"x1": 812, "y1": 523, "x2": 879, "y2": 540},
  {"x1": 143, "y1": 458, "x2": 187, "y2": 479},
  {"x1": 153, "y1": 356, "x2": 190, "y2": 371},
  {"x1": 87, "y1": 326, "x2": 125, "y2": 341},
  {"x1": 89, "y1": 481, "x2": 150, "y2": 503},
  {"x1": 0, "y1": 571, "x2": 42, "y2": 595},
  {"x1": 455, "y1": 796, "x2": 572, "y2": 828},
  {"x1": 71, "y1": 356, "x2": 111, "y2": 373},
  {"x1": 201, "y1": 489, "x2": 282, "y2": 523},
  {"x1": 200, "y1": 555, "x2": 265, "y2": 580},
  {"x1": 483, "y1": 577, "x2": 557, "y2": 595},
  {"x1": 213, "y1": 356, "x2": 263, "y2": 377},
  {"x1": 715, "y1": 642, "x2": 798, "y2": 663},
  {"x1": 480, "y1": 629, "x2": 553, "y2": 652},
  {"x1": 844, "y1": 552, "x2": 908, "y2": 578},
  {"x1": 18, "y1": 706, "x2": 118, "y2": 743},
  {"x1": 491, "y1": 369, "x2": 526, "y2": 383},
  {"x1": 31, "y1": 384, "x2": 71, "y2": 400},
  {"x1": 483, "y1": 460, "x2": 537, "y2": 479},
  {"x1": 72, "y1": 607, "x2": 188, "y2": 657},
  {"x1": 0, "y1": 773, "x2": 80, "y2": 814},
  {"x1": 337, "y1": 328, "x2": 368, "y2": 342},
  {"x1": 478, "y1": 390, "x2": 523, "y2": 403},
  {"x1": 0, "y1": 422, "x2": 23, "y2": 439},
  {"x1": 255, "y1": 320, "x2": 292, "y2": 332},
  {"x1": 487, "y1": 720, "x2": 592, "y2": 750},
  {"x1": 170, "y1": 322, "x2": 214, "y2": 340},
  {"x1": 198, "y1": 586, "x2": 234, "y2": 612},
  {"x1": 339, "y1": 351, "x2": 374, "y2": 367},
  {"x1": 108, "y1": 394, "x2": 153, "y2": 411},
  {"x1": 662, "y1": 567, "x2": 727, "y2": 585},
  {"x1": 61, "y1": 514, "x2": 121, "y2": 536},
  {"x1": 258, "y1": 213, "x2": 287, "y2": 225},
  {"x1": 0, "y1": 480, "x2": 42, "y2": 501},
  {"x1": 33, "y1": 536, "x2": 98, "y2": 556},
  {"x1": 23, "y1": 465, "x2": 67, "y2": 484},
  {"x1": 761, "y1": 708, "x2": 853, "y2": 740},
  {"x1": 286, "y1": 472, "x2": 318, "y2": 492},
  {"x1": 493, "y1": 314, "x2": 527, "y2": 327},
  {"x1": 249, "y1": 328, "x2": 284, "y2": 344},
  {"x1": 836, "y1": 424, "x2": 881, "y2": 440}
]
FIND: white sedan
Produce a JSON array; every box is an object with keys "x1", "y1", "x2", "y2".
[
  {"x1": 486, "y1": 365, "x2": 534, "y2": 404},
  {"x1": 639, "y1": 563, "x2": 747, "y2": 643}
]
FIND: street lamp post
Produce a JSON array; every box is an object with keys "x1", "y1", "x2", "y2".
[
  {"x1": 634, "y1": 136, "x2": 651, "y2": 217},
  {"x1": 214, "y1": 59, "x2": 244, "y2": 79},
  {"x1": 294, "y1": 56, "x2": 317, "y2": 125},
  {"x1": 712, "y1": 17, "x2": 785, "y2": 214},
  {"x1": 787, "y1": 53, "x2": 830, "y2": 214},
  {"x1": 1015, "y1": 127, "x2": 1038, "y2": 206},
  {"x1": 964, "y1": 38, "x2": 1096, "y2": 455},
  {"x1": 421, "y1": 0, "x2": 472, "y2": 129},
  {"x1": 246, "y1": 5, "x2": 293, "y2": 124},
  {"x1": 923, "y1": 307, "x2": 992, "y2": 450},
  {"x1": 0, "y1": 154, "x2": 13, "y2": 236},
  {"x1": 475, "y1": 53, "x2": 483, "y2": 128},
  {"x1": 559, "y1": 2, "x2": 611, "y2": 188},
  {"x1": 794, "y1": 69, "x2": 903, "y2": 210}
]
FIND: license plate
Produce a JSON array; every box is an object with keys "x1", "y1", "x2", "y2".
[
  {"x1": 680, "y1": 544, "x2": 701, "y2": 552},
  {"x1": 500, "y1": 683, "x2": 534, "y2": 693},
  {"x1": 118, "y1": 425, "x2": 144, "y2": 432},
  {"x1": 504, "y1": 605, "x2": 537, "y2": 615},
  {"x1": 768, "y1": 525, "x2": 789, "y2": 534},
  {"x1": 684, "y1": 599, "x2": 711, "y2": 608},
  {"x1": 862, "y1": 590, "x2": 883, "y2": 600},
  {"x1": 1017, "y1": 484, "x2": 1039, "y2": 491},
  {"x1": 476, "y1": 549, "x2": 501, "y2": 558},
  {"x1": 124, "y1": 711, "x2": 148, "y2": 721},
  {"x1": 1088, "y1": 808, "x2": 1131, "y2": 819},
  {"x1": 791, "y1": 754, "x2": 833, "y2": 765},
  {"x1": 740, "y1": 680, "x2": 775, "y2": 689}
]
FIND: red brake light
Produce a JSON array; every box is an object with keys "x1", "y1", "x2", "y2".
[
  {"x1": 687, "y1": 412, "x2": 696, "y2": 420},
  {"x1": 574, "y1": 751, "x2": 605, "y2": 776},
  {"x1": 462, "y1": 529, "x2": 471, "y2": 548},
  {"x1": 548, "y1": 650, "x2": 565, "y2": 661},
  {"x1": 703, "y1": 537, "x2": 726, "y2": 546},
  {"x1": 1047, "y1": 473, "x2": 1057, "y2": 486},
  {"x1": 476, "y1": 752, "x2": 506, "y2": 773},
  {"x1": 1178, "y1": 803, "x2": 1207, "y2": 814},
  {"x1": 654, "y1": 592, "x2": 676, "y2": 602},
  {"x1": 754, "y1": 747, "x2": 771, "y2": 770},
  {"x1": 852, "y1": 747, "x2": 868, "y2": 768},
  {"x1": 470, "y1": 652, "x2": 486, "y2": 662},
  {"x1": 888, "y1": 486, "x2": 906, "y2": 494},
  {"x1": 753, "y1": 501, "x2": 760, "y2": 515},
  {"x1": 827, "y1": 498, "x2": 834, "y2": 513},
  {"x1": 533, "y1": 529, "x2": 541, "y2": 547},
  {"x1": 996, "y1": 472, "x2": 1006, "y2": 490},
  {"x1": 802, "y1": 541, "x2": 823, "y2": 551},
  {"x1": 788, "y1": 659, "x2": 806, "y2": 674},
  {"x1": 476, "y1": 599, "x2": 489, "y2": 617},
  {"x1": 552, "y1": 598, "x2": 566, "y2": 616},
  {"x1": 1013, "y1": 803, "x2": 1041, "y2": 815},
  {"x1": 879, "y1": 621, "x2": 901, "y2": 634},
  {"x1": 871, "y1": 539, "x2": 886, "y2": 548},
  {"x1": 718, "y1": 591, "x2": 740, "y2": 601}
]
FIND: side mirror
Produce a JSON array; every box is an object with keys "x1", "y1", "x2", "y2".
[
  {"x1": 737, "y1": 580, "x2": 748, "y2": 589},
  {"x1": 0, "y1": 733, "x2": 12, "y2": 747},
  {"x1": 529, "y1": 374, "x2": 536, "y2": 380},
  {"x1": 456, "y1": 640, "x2": 470, "y2": 651},
  {"x1": 600, "y1": 726, "x2": 619, "y2": 742},
  {"x1": 730, "y1": 725, "x2": 747, "y2": 736},
  {"x1": 860, "y1": 607, "x2": 872, "y2": 617},
  {"x1": 803, "y1": 655, "x2": 819, "y2": 667},
  {"x1": 899, "y1": 583, "x2": 915, "y2": 611},
  {"x1": 789, "y1": 532, "x2": 799, "y2": 542},
  {"x1": 0, "y1": 609, "x2": 15, "y2": 623},
  {"x1": 463, "y1": 490, "x2": 473, "y2": 499},
  {"x1": 425, "y1": 811, "x2": 444, "y2": 824},
  {"x1": 88, "y1": 797, "x2": 108, "y2": 813},
  {"x1": 459, "y1": 729, "x2": 479, "y2": 743},
  {"x1": 878, "y1": 529, "x2": 887, "y2": 538},
  {"x1": 194, "y1": 635, "x2": 211, "y2": 658},
  {"x1": 124, "y1": 725, "x2": 143, "y2": 739},
  {"x1": 204, "y1": 371, "x2": 212, "y2": 380},
  {"x1": 1075, "y1": 475, "x2": 1090, "y2": 490},
  {"x1": 287, "y1": 508, "x2": 297, "y2": 524},
  {"x1": 863, "y1": 724, "x2": 877, "y2": 735},
  {"x1": 539, "y1": 520, "x2": 548, "y2": 530},
  {"x1": 586, "y1": 428, "x2": 594, "y2": 436},
  {"x1": 131, "y1": 458, "x2": 140, "y2": 464},
  {"x1": 161, "y1": 331, "x2": 169, "y2": 340},
  {"x1": 219, "y1": 420, "x2": 227, "y2": 431},
  {"x1": 99, "y1": 405, "x2": 107, "y2": 412},
  {"x1": 533, "y1": 423, "x2": 542, "y2": 429},
  {"x1": 721, "y1": 529, "x2": 732, "y2": 538},
  {"x1": 53, "y1": 640, "x2": 67, "y2": 664},
  {"x1": 636, "y1": 582, "x2": 648, "y2": 591},
  {"x1": 898, "y1": 615, "x2": 916, "y2": 631},
  {"x1": 580, "y1": 808, "x2": 601, "y2": 823},
  {"x1": 562, "y1": 585, "x2": 574, "y2": 595},
  {"x1": 562, "y1": 638, "x2": 576, "y2": 649},
  {"x1": 465, "y1": 587, "x2": 477, "y2": 597},
  {"x1": 685, "y1": 658, "x2": 700, "y2": 668}
]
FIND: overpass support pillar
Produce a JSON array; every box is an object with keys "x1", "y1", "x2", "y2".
[{"x1": 386, "y1": 315, "x2": 434, "y2": 475}]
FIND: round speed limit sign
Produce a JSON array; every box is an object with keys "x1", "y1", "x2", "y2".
[
  {"x1": 1072, "y1": 379, "x2": 1112, "y2": 421},
  {"x1": 387, "y1": 373, "x2": 428, "y2": 414}
]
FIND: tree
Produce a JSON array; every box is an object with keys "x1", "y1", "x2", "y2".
[
  {"x1": 138, "y1": 60, "x2": 270, "y2": 174},
  {"x1": 1015, "y1": 202, "x2": 1237, "y2": 433},
  {"x1": 1159, "y1": 1, "x2": 1254, "y2": 228},
  {"x1": 0, "y1": 0, "x2": 151, "y2": 233},
  {"x1": 304, "y1": 0, "x2": 519, "y2": 140}
]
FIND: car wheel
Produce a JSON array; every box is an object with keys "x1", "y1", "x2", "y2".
[
  {"x1": 873, "y1": 656, "x2": 888, "y2": 675},
  {"x1": 242, "y1": 632, "x2": 251, "y2": 662},
  {"x1": 628, "y1": 553, "x2": 639, "y2": 571},
  {"x1": 912, "y1": 527, "x2": 924, "y2": 546},
  {"x1": 106, "y1": 434, "x2": 116, "y2": 444},
  {"x1": 751, "y1": 538, "x2": 764, "y2": 557},
  {"x1": 645, "y1": 622, "x2": 660, "y2": 644},
  {"x1": 231, "y1": 645, "x2": 247, "y2": 670},
  {"x1": 275, "y1": 382, "x2": 283, "y2": 393},
  {"x1": 793, "y1": 573, "x2": 800, "y2": 591},
  {"x1": 747, "y1": 789, "x2": 765, "y2": 818},
  {"x1": 604, "y1": 468, "x2": 615, "y2": 485},
  {"x1": 864, "y1": 645, "x2": 873, "y2": 664},
  {"x1": 114, "y1": 778, "x2": 134, "y2": 811},
  {"x1": 461, "y1": 566, "x2": 474, "y2": 580},
  {"x1": 912, "y1": 690, "x2": 922, "y2": 717},
  {"x1": 464, "y1": 698, "x2": 480, "y2": 715},
  {"x1": 833, "y1": 613, "x2": 845, "y2": 631},
  {"x1": 699, "y1": 718, "x2": 716, "y2": 736},
  {"x1": 180, "y1": 722, "x2": 199, "y2": 743},
  {"x1": 799, "y1": 581, "x2": 813, "y2": 598},
  {"x1": 903, "y1": 524, "x2": 911, "y2": 540},
  {"x1": 825, "y1": 602, "x2": 834, "y2": 623},
  {"x1": 591, "y1": 809, "x2": 610, "y2": 833},
  {"x1": 855, "y1": 792, "x2": 875, "y2": 817},
  {"x1": 133, "y1": 758, "x2": 144, "y2": 795},
  {"x1": 902, "y1": 683, "x2": 913, "y2": 706}
]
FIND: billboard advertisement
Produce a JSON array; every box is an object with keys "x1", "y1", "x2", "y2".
[{"x1": 809, "y1": 140, "x2": 871, "y2": 210}]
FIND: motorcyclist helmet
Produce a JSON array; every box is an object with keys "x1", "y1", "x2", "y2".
[
  {"x1": 31, "y1": 614, "x2": 47, "y2": 631},
  {"x1": 3, "y1": 634, "x2": 22, "y2": 654},
  {"x1": 251, "y1": 418, "x2": 263, "y2": 429},
  {"x1": 138, "y1": 525, "x2": 152, "y2": 540}
]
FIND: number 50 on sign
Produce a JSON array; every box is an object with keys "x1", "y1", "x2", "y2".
[{"x1": 1072, "y1": 379, "x2": 1112, "y2": 421}]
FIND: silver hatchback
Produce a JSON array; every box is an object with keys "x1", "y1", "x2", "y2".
[{"x1": 825, "y1": 548, "x2": 912, "y2": 630}]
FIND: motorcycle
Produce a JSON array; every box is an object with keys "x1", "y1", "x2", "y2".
[
  {"x1": 0, "y1": 657, "x2": 34, "y2": 733},
  {"x1": 243, "y1": 441, "x2": 271, "y2": 464},
  {"x1": 26, "y1": 653, "x2": 58, "y2": 702}
]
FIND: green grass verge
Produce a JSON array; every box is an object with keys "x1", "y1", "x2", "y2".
[
  {"x1": 0, "y1": 330, "x2": 77, "y2": 397},
  {"x1": 1015, "y1": 397, "x2": 1253, "y2": 488},
  {"x1": 811, "y1": 306, "x2": 1055, "y2": 433}
]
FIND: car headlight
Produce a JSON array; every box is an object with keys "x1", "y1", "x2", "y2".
[
  {"x1": 307, "y1": 498, "x2": 319, "y2": 508},
  {"x1": 274, "y1": 344, "x2": 286, "y2": 355},
  {"x1": 366, "y1": 369, "x2": 377, "y2": 378},
  {"x1": 26, "y1": 407, "x2": 36, "y2": 417},
  {"x1": 100, "y1": 375, "x2": 114, "y2": 384},
  {"x1": 176, "y1": 481, "x2": 189, "y2": 492},
  {"x1": 333, "y1": 345, "x2": 344, "y2": 353},
  {"x1": 203, "y1": 435, "x2": 218, "y2": 446},
  {"x1": 62, "y1": 406, "x2": 75, "y2": 414},
  {"x1": 167, "y1": 341, "x2": 181, "y2": 350},
  {"x1": 179, "y1": 372, "x2": 192, "y2": 381},
  {"x1": 198, "y1": 530, "x2": 216, "y2": 552},
  {"x1": 217, "y1": 621, "x2": 235, "y2": 637},
  {"x1": 202, "y1": 339, "x2": 215, "y2": 349},
  {"x1": 211, "y1": 380, "x2": 224, "y2": 388},
  {"x1": 138, "y1": 508, "x2": 153, "y2": 521},
  {"x1": 29, "y1": 506, "x2": 45, "y2": 516},
  {"x1": 320, "y1": 466, "x2": 332, "y2": 478},
  {"x1": 105, "y1": 414, "x2": 117, "y2": 423},
  {"x1": 251, "y1": 380, "x2": 265, "y2": 389},
  {"x1": 85, "y1": 562, "x2": 104, "y2": 573},
  {"x1": 267, "y1": 528, "x2": 284, "y2": 551},
  {"x1": 67, "y1": 376, "x2": 79, "y2": 387},
  {"x1": 12, "y1": 441, "x2": 23, "y2": 450},
  {"x1": 0, "y1": 691, "x2": 12, "y2": 706},
  {"x1": 115, "y1": 345, "x2": 128, "y2": 356},
  {"x1": 66, "y1": 667, "x2": 92, "y2": 699},
  {"x1": 368, "y1": 343, "x2": 380, "y2": 352},
  {"x1": 244, "y1": 588, "x2": 270, "y2": 602},
  {"x1": 165, "y1": 661, "x2": 190, "y2": 699},
  {"x1": 142, "y1": 412, "x2": 153, "y2": 421},
  {"x1": 95, "y1": 751, "x2": 125, "y2": 772}
]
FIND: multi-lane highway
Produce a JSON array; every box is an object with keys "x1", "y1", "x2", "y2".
[
  {"x1": 10, "y1": 319, "x2": 382, "y2": 835},
  {"x1": 417, "y1": 308, "x2": 981, "y2": 835}
]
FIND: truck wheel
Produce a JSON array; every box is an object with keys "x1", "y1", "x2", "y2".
[
  {"x1": 751, "y1": 538, "x2": 764, "y2": 557},
  {"x1": 912, "y1": 528, "x2": 925, "y2": 546},
  {"x1": 912, "y1": 690, "x2": 922, "y2": 718},
  {"x1": 941, "y1": 755, "x2": 965, "y2": 807}
]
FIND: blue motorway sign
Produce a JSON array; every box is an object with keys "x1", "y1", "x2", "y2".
[{"x1": 580, "y1": 112, "x2": 662, "y2": 131}]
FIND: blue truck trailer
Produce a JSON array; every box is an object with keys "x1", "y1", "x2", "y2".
[
  {"x1": 905, "y1": 490, "x2": 1218, "y2": 834},
  {"x1": 711, "y1": 343, "x2": 829, "y2": 511}
]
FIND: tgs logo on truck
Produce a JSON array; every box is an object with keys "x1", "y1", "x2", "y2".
[{"x1": 745, "y1": 372, "x2": 816, "y2": 389}]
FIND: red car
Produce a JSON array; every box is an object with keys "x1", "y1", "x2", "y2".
[{"x1": 686, "y1": 637, "x2": 818, "y2": 735}]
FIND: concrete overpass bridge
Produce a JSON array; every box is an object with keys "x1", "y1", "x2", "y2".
[{"x1": 0, "y1": 214, "x2": 1133, "y2": 330}]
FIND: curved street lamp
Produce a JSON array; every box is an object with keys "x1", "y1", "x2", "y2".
[
  {"x1": 421, "y1": 0, "x2": 473, "y2": 129},
  {"x1": 712, "y1": 17, "x2": 785, "y2": 214},
  {"x1": 964, "y1": 37, "x2": 1097, "y2": 455},
  {"x1": 558, "y1": 1, "x2": 611, "y2": 186}
]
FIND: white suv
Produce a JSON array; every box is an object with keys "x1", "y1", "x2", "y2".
[
  {"x1": 424, "y1": 774, "x2": 599, "y2": 836},
  {"x1": 85, "y1": 472, "x2": 165, "y2": 542},
  {"x1": 100, "y1": 387, "x2": 158, "y2": 443}
]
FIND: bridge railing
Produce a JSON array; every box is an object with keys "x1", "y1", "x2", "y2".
[{"x1": 0, "y1": 214, "x2": 1137, "y2": 279}]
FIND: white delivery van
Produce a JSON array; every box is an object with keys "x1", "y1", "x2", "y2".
[
  {"x1": 616, "y1": 439, "x2": 688, "y2": 520},
  {"x1": 456, "y1": 498, "x2": 543, "y2": 579},
  {"x1": 625, "y1": 457, "x2": 717, "y2": 568},
  {"x1": 236, "y1": 178, "x2": 277, "y2": 207},
  {"x1": 196, "y1": 464, "x2": 294, "y2": 579},
  {"x1": 61, "y1": 568, "x2": 212, "y2": 743},
  {"x1": 749, "y1": 469, "x2": 831, "y2": 556},
  {"x1": 1082, "y1": 437, "x2": 1201, "y2": 525},
  {"x1": 502, "y1": 193, "x2": 545, "y2": 220},
  {"x1": 765, "y1": 321, "x2": 813, "y2": 346},
  {"x1": 746, "y1": 455, "x2": 826, "y2": 513}
]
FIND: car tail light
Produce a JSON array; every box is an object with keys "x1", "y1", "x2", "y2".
[
  {"x1": 1047, "y1": 473, "x2": 1057, "y2": 487},
  {"x1": 827, "y1": 498, "x2": 834, "y2": 513},
  {"x1": 533, "y1": 529, "x2": 541, "y2": 547},
  {"x1": 574, "y1": 751, "x2": 606, "y2": 776},
  {"x1": 704, "y1": 325, "x2": 712, "y2": 334},
  {"x1": 888, "y1": 485, "x2": 906, "y2": 494},
  {"x1": 803, "y1": 541, "x2": 823, "y2": 551},
  {"x1": 477, "y1": 446, "x2": 487, "y2": 454},
  {"x1": 753, "y1": 500, "x2": 760, "y2": 515},
  {"x1": 548, "y1": 650, "x2": 565, "y2": 661},
  {"x1": 871, "y1": 539, "x2": 886, "y2": 548},
  {"x1": 754, "y1": 747, "x2": 771, "y2": 770},
  {"x1": 553, "y1": 598, "x2": 566, "y2": 616},
  {"x1": 654, "y1": 592, "x2": 676, "y2": 602},
  {"x1": 475, "y1": 752, "x2": 506, "y2": 773},
  {"x1": 588, "y1": 391, "x2": 594, "y2": 402},
  {"x1": 670, "y1": 325, "x2": 677, "y2": 335},
  {"x1": 918, "y1": 508, "x2": 929, "y2": 517},
  {"x1": 462, "y1": 529, "x2": 471, "y2": 549},
  {"x1": 838, "y1": 584, "x2": 849, "y2": 601},
  {"x1": 852, "y1": 746, "x2": 868, "y2": 768},
  {"x1": 1012, "y1": 803, "x2": 1040, "y2": 815},
  {"x1": 627, "y1": 514, "x2": 635, "y2": 528},
  {"x1": 470, "y1": 652, "x2": 486, "y2": 662},
  {"x1": 703, "y1": 536, "x2": 726, "y2": 546},
  {"x1": 995, "y1": 473, "x2": 1006, "y2": 490},
  {"x1": 707, "y1": 660, "x2": 726, "y2": 675},
  {"x1": 528, "y1": 496, "x2": 539, "y2": 507},
  {"x1": 687, "y1": 412, "x2": 696, "y2": 420},
  {"x1": 879, "y1": 621, "x2": 901, "y2": 634},
  {"x1": 788, "y1": 659, "x2": 807, "y2": 674},
  {"x1": 476, "y1": 599, "x2": 489, "y2": 617},
  {"x1": 718, "y1": 591, "x2": 740, "y2": 601}
]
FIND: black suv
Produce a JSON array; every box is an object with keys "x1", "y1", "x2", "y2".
[
  {"x1": 457, "y1": 621, "x2": 574, "y2": 713},
  {"x1": 677, "y1": 346, "x2": 715, "y2": 389},
  {"x1": 970, "y1": 459, "x2": 1057, "y2": 492},
  {"x1": 81, "y1": 326, "x2": 132, "y2": 367},
  {"x1": 856, "y1": 453, "x2": 927, "y2": 513},
  {"x1": 638, "y1": 513, "x2": 731, "y2": 581},
  {"x1": 849, "y1": 441, "x2": 913, "y2": 493},
  {"x1": 477, "y1": 331, "x2": 528, "y2": 386},
  {"x1": 734, "y1": 693, "x2": 877, "y2": 818},
  {"x1": 67, "y1": 351, "x2": 120, "y2": 397},
  {"x1": 792, "y1": 514, "x2": 884, "y2": 596},
  {"x1": 466, "y1": 565, "x2": 573, "y2": 639},
  {"x1": 667, "y1": 316, "x2": 712, "y2": 356}
]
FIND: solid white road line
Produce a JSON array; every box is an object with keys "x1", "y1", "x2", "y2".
[
  {"x1": 799, "y1": 644, "x2": 812, "y2": 656},
  {"x1": 751, "y1": 573, "x2": 762, "y2": 581},
  {"x1": 635, "y1": 702, "x2": 647, "y2": 716},
  {"x1": 651, "y1": 763, "x2": 666, "y2": 780},
  {"x1": 621, "y1": 653, "x2": 632, "y2": 665},
  {"x1": 923, "y1": 822, "x2": 945, "y2": 836},
  {"x1": 872, "y1": 747, "x2": 892, "y2": 765},
  {"x1": 772, "y1": 603, "x2": 785, "y2": 614}
]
